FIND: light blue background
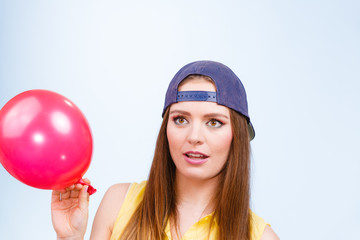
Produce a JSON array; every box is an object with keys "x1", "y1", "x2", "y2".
[{"x1": 0, "y1": 0, "x2": 359, "y2": 239}]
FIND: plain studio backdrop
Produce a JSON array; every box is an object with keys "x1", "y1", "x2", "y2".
[{"x1": 0, "y1": 0, "x2": 359, "y2": 239}]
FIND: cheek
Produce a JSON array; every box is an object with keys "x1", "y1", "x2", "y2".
[
  {"x1": 166, "y1": 124, "x2": 183, "y2": 154},
  {"x1": 212, "y1": 129, "x2": 233, "y2": 156}
]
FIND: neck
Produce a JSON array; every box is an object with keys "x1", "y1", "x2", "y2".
[{"x1": 175, "y1": 173, "x2": 219, "y2": 211}]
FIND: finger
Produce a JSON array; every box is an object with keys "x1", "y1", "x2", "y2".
[
  {"x1": 79, "y1": 185, "x2": 90, "y2": 210},
  {"x1": 51, "y1": 190, "x2": 61, "y2": 203},
  {"x1": 65, "y1": 184, "x2": 75, "y2": 191},
  {"x1": 52, "y1": 187, "x2": 68, "y2": 193},
  {"x1": 70, "y1": 188, "x2": 81, "y2": 198},
  {"x1": 82, "y1": 178, "x2": 91, "y2": 184},
  {"x1": 60, "y1": 190, "x2": 71, "y2": 200},
  {"x1": 75, "y1": 183, "x2": 83, "y2": 190},
  {"x1": 68, "y1": 183, "x2": 84, "y2": 198}
]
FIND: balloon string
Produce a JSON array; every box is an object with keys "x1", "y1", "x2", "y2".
[{"x1": 76, "y1": 178, "x2": 97, "y2": 195}]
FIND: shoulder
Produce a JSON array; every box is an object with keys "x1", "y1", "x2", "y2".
[
  {"x1": 100, "y1": 183, "x2": 132, "y2": 223},
  {"x1": 90, "y1": 183, "x2": 131, "y2": 239},
  {"x1": 250, "y1": 211, "x2": 279, "y2": 240},
  {"x1": 104, "y1": 183, "x2": 132, "y2": 202},
  {"x1": 260, "y1": 226, "x2": 280, "y2": 240},
  {"x1": 98, "y1": 183, "x2": 132, "y2": 217},
  {"x1": 101, "y1": 181, "x2": 147, "y2": 217}
]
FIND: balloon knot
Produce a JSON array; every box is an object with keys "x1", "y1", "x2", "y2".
[{"x1": 76, "y1": 178, "x2": 97, "y2": 195}]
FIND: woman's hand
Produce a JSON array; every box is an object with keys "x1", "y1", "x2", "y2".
[{"x1": 51, "y1": 179, "x2": 91, "y2": 240}]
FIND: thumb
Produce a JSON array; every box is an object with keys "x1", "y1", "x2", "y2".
[{"x1": 79, "y1": 185, "x2": 90, "y2": 210}]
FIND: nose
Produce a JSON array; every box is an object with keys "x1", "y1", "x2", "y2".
[{"x1": 187, "y1": 122, "x2": 204, "y2": 145}]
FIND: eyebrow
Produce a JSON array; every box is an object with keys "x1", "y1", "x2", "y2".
[{"x1": 169, "y1": 110, "x2": 229, "y2": 119}]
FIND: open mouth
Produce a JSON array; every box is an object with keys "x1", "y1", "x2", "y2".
[
  {"x1": 185, "y1": 152, "x2": 209, "y2": 160},
  {"x1": 184, "y1": 152, "x2": 209, "y2": 165}
]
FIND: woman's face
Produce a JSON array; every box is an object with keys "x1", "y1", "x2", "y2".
[{"x1": 166, "y1": 77, "x2": 233, "y2": 182}]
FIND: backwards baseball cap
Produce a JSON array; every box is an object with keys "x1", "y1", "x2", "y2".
[{"x1": 162, "y1": 60, "x2": 255, "y2": 141}]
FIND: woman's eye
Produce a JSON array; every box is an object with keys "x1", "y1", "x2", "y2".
[
  {"x1": 207, "y1": 119, "x2": 223, "y2": 128},
  {"x1": 174, "y1": 117, "x2": 188, "y2": 125}
]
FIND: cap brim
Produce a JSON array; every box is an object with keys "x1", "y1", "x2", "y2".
[{"x1": 248, "y1": 121, "x2": 255, "y2": 141}]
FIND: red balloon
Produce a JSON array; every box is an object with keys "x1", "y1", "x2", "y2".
[{"x1": 0, "y1": 90, "x2": 93, "y2": 190}]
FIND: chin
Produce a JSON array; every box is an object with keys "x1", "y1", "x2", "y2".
[{"x1": 176, "y1": 168, "x2": 220, "y2": 182}]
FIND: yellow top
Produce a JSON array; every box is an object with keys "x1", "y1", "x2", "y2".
[{"x1": 110, "y1": 181, "x2": 270, "y2": 240}]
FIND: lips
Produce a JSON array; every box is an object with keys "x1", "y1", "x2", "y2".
[{"x1": 184, "y1": 151, "x2": 209, "y2": 165}]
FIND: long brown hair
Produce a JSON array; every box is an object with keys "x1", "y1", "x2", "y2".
[
  {"x1": 119, "y1": 106, "x2": 251, "y2": 240},
  {"x1": 214, "y1": 108, "x2": 251, "y2": 240}
]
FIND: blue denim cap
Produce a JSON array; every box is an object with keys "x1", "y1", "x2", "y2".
[{"x1": 162, "y1": 60, "x2": 255, "y2": 140}]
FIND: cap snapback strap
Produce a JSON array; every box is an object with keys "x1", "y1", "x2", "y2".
[{"x1": 176, "y1": 91, "x2": 217, "y2": 102}]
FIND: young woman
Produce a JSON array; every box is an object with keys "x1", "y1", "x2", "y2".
[{"x1": 51, "y1": 61, "x2": 279, "y2": 240}]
